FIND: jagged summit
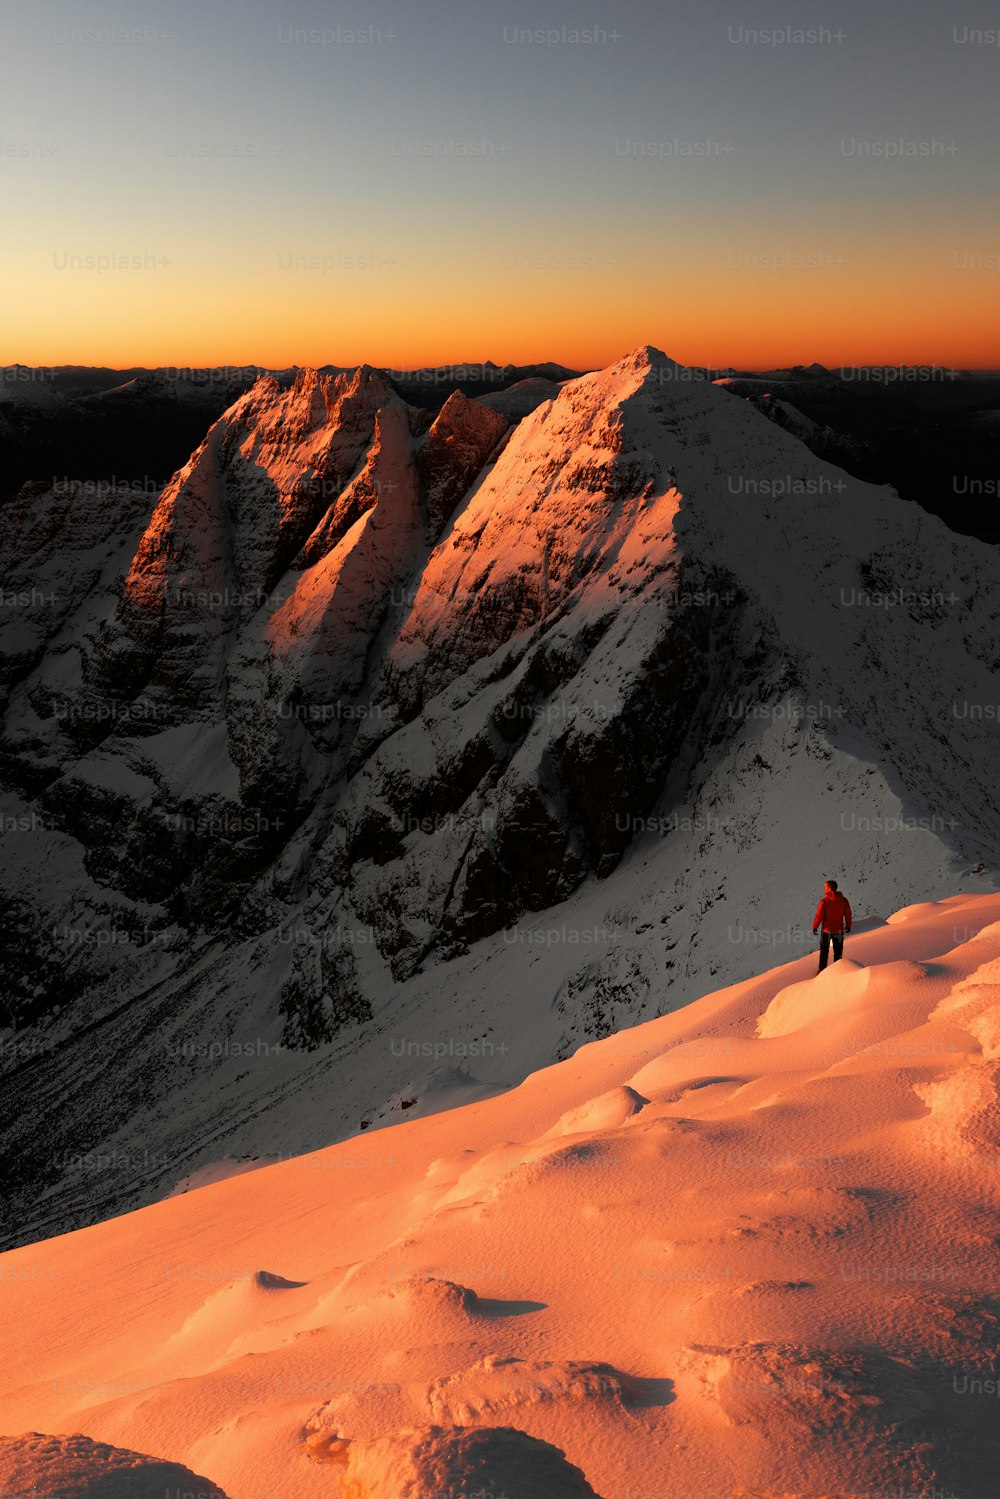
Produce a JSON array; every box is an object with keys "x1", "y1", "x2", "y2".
[
  {"x1": 231, "y1": 363, "x2": 395, "y2": 438},
  {"x1": 558, "y1": 344, "x2": 706, "y2": 420},
  {"x1": 416, "y1": 389, "x2": 509, "y2": 533},
  {"x1": 615, "y1": 341, "x2": 678, "y2": 369},
  {"x1": 590, "y1": 343, "x2": 688, "y2": 389}
]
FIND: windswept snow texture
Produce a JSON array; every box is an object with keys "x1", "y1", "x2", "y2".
[
  {"x1": 1, "y1": 896, "x2": 999, "y2": 1499},
  {"x1": 0, "y1": 1432, "x2": 230, "y2": 1497},
  {"x1": 1, "y1": 346, "x2": 999, "y2": 1243}
]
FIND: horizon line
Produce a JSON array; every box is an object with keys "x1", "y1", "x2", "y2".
[{"x1": 6, "y1": 356, "x2": 1000, "y2": 375}]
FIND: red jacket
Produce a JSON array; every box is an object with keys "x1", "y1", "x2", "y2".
[{"x1": 813, "y1": 892, "x2": 852, "y2": 934}]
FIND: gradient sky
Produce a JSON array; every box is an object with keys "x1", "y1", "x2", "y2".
[{"x1": 3, "y1": 0, "x2": 999, "y2": 369}]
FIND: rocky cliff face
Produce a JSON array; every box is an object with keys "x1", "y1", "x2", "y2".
[
  {"x1": 416, "y1": 390, "x2": 510, "y2": 535},
  {"x1": 1, "y1": 346, "x2": 998, "y2": 1245}
]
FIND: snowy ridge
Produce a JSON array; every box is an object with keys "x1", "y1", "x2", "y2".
[{"x1": 1, "y1": 895, "x2": 998, "y2": 1498}]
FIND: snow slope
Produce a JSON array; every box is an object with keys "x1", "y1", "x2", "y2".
[{"x1": 1, "y1": 893, "x2": 998, "y2": 1499}]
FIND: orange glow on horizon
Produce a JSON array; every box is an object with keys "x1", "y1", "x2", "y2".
[
  {"x1": 8, "y1": 332, "x2": 1000, "y2": 375},
  {"x1": 6, "y1": 232, "x2": 1000, "y2": 374},
  {"x1": 8, "y1": 305, "x2": 999, "y2": 376}
]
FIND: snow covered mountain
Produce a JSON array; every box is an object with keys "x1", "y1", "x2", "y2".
[
  {"x1": 1, "y1": 346, "x2": 998, "y2": 1247},
  {"x1": 714, "y1": 368, "x2": 1000, "y2": 544},
  {"x1": 713, "y1": 379, "x2": 866, "y2": 469},
  {"x1": 1, "y1": 894, "x2": 998, "y2": 1499}
]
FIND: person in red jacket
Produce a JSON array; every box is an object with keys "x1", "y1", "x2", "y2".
[{"x1": 813, "y1": 879, "x2": 852, "y2": 971}]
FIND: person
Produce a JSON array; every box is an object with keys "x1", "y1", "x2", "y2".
[{"x1": 812, "y1": 878, "x2": 852, "y2": 972}]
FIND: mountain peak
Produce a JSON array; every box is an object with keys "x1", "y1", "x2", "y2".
[
  {"x1": 595, "y1": 344, "x2": 691, "y2": 397},
  {"x1": 616, "y1": 343, "x2": 681, "y2": 373}
]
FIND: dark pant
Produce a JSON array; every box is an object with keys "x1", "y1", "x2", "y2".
[{"x1": 818, "y1": 932, "x2": 844, "y2": 971}]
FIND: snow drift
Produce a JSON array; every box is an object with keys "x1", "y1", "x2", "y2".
[{"x1": 1, "y1": 894, "x2": 998, "y2": 1498}]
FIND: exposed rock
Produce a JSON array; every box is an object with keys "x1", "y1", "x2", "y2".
[{"x1": 416, "y1": 388, "x2": 509, "y2": 535}]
